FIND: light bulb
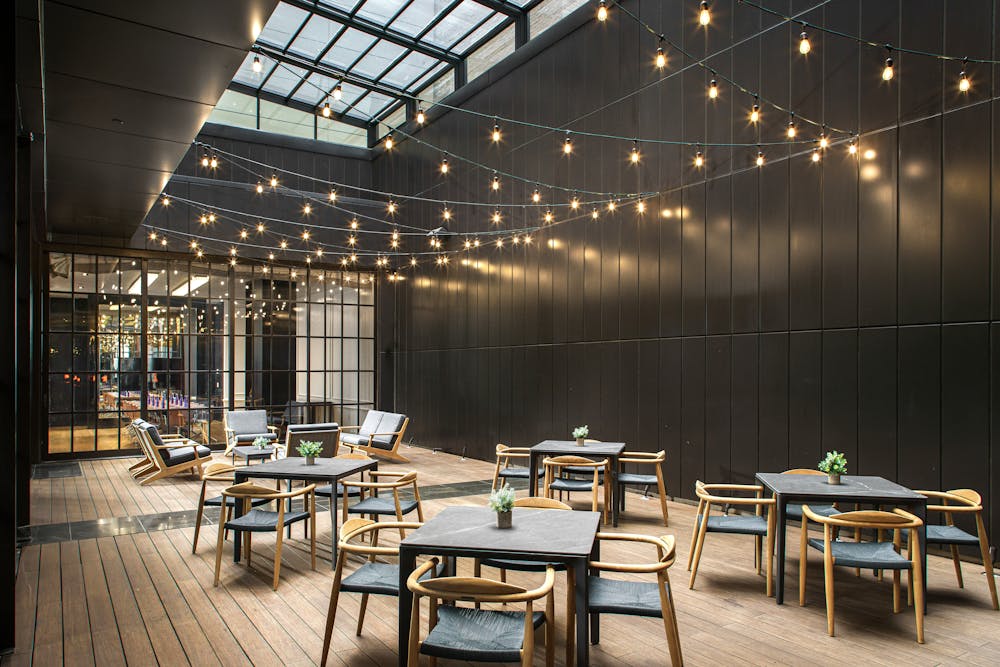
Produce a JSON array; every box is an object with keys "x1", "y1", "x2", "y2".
[
  {"x1": 149, "y1": 231, "x2": 157, "y2": 240},
  {"x1": 749, "y1": 103, "x2": 760, "y2": 123},
  {"x1": 524, "y1": 235, "x2": 532, "y2": 245},
  {"x1": 209, "y1": 213, "x2": 216, "y2": 222},
  {"x1": 442, "y1": 208, "x2": 451, "y2": 220},
  {"x1": 655, "y1": 47, "x2": 667, "y2": 69},
  {"x1": 280, "y1": 240, "x2": 288, "y2": 249},
  {"x1": 532, "y1": 189, "x2": 541, "y2": 203},
  {"x1": 512, "y1": 236, "x2": 520, "y2": 245},
  {"x1": 416, "y1": 108, "x2": 426, "y2": 124},
  {"x1": 209, "y1": 156, "x2": 218, "y2": 168},
  {"x1": 329, "y1": 190, "x2": 336, "y2": 202},
  {"x1": 636, "y1": 201, "x2": 646, "y2": 214},
  {"x1": 496, "y1": 239, "x2": 503, "y2": 248},
  {"x1": 256, "y1": 181, "x2": 263, "y2": 194},
  {"x1": 563, "y1": 135, "x2": 573, "y2": 154},
  {"x1": 350, "y1": 219, "x2": 359, "y2": 229},
  {"x1": 571, "y1": 197, "x2": 579, "y2": 210},
  {"x1": 411, "y1": 257, "x2": 418, "y2": 266},
  {"x1": 819, "y1": 134, "x2": 829, "y2": 149},
  {"x1": 592, "y1": 208, "x2": 599, "y2": 219},
  {"x1": 350, "y1": 253, "x2": 358, "y2": 263},
  {"x1": 882, "y1": 57, "x2": 894, "y2": 81},
  {"x1": 473, "y1": 239, "x2": 480, "y2": 247},
  {"x1": 199, "y1": 214, "x2": 208, "y2": 224},
  {"x1": 270, "y1": 174, "x2": 278, "y2": 187},
  {"x1": 597, "y1": 0, "x2": 608, "y2": 22},
  {"x1": 333, "y1": 84, "x2": 342, "y2": 101},
  {"x1": 756, "y1": 151, "x2": 765, "y2": 167},
  {"x1": 799, "y1": 32, "x2": 810, "y2": 55},
  {"x1": 268, "y1": 252, "x2": 275, "y2": 260},
  {"x1": 464, "y1": 239, "x2": 472, "y2": 250},
  {"x1": 391, "y1": 238, "x2": 399, "y2": 249},
  {"x1": 384, "y1": 134, "x2": 394, "y2": 150},
  {"x1": 491, "y1": 123, "x2": 501, "y2": 142},
  {"x1": 392, "y1": 230, "x2": 399, "y2": 241},
  {"x1": 699, "y1": 1, "x2": 710, "y2": 26},
  {"x1": 630, "y1": 141, "x2": 640, "y2": 163},
  {"x1": 440, "y1": 157, "x2": 449, "y2": 174},
  {"x1": 190, "y1": 240, "x2": 198, "y2": 249},
  {"x1": 196, "y1": 250, "x2": 204, "y2": 258},
  {"x1": 302, "y1": 230, "x2": 310, "y2": 240},
  {"x1": 608, "y1": 200, "x2": 616, "y2": 212},
  {"x1": 388, "y1": 200, "x2": 397, "y2": 214},
  {"x1": 316, "y1": 248, "x2": 323, "y2": 257},
  {"x1": 321, "y1": 101, "x2": 331, "y2": 117},
  {"x1": 229, "y1": 247, "x2": 237, "y2": 256},
  {"x1": 787, "y1": 120, "x2": 797, "y2": 138},
  {"x1": 848, "y1": 139, "x2": 858, "y2": 155},
  {"x1": 257, "y1": 223, "x2": 265, "y2": 232},
  {"x1": 492, "y1": 210, "x2": 501, "y2": 224},
  {"x1": 303, "y1": 203, "x2": 311, "y2": 215},
  {"x1": 694, "y1": 150, "x2": 704, "y2": 167},
  {"x1": 252, "y1": 55, "x2": 262, "y2": 73},
  {"x1": 160, "y1": 238, "x2": 167, "y2": 246},
  {"x1": 201, "y1": 155, "x2": 209, "y2": 167},
  {"x1": 544, "y1": 209, "x2": 553, "y2": 223},
  {"x1": 348, "y1": 235, "x2": 357, "y2": 246},
  {"x1": 491, "y1": 175, "x2": 500, "y2": 191},
  {"x1": 708, "y1": 79, "x2": 718, "y2": 99},
  {"x1": 240, "y1": 229, "x2": 248, "y2": 239},
  {"x1": 959, "y1": 70, "x2": 970, "y2": 92},
  {"x1": 811, "y1": 148, "x2": 821, "y2": 162}
]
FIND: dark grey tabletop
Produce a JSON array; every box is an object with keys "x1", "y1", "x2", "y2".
[
  {"x1": 531, "y1": 440, "x2": 626, "y2": 456},
  {"x1": 756, "y1": 473, "x2": 925, "y2": 500},
  {"x1": 233, "y1": 456, "x2": 375, "y2": 480},
  {"x1": 401, "y1": 505, "x2": 601, "y2": 558}
]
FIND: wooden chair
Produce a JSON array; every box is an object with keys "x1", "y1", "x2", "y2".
[
  {"x1": 126, "y1": 419, "x2": 193, "y2": 479},
  {"x1": 314, "y1": 451, "x2": 370, "y2": 503},
  {"x1": 212, "y1": 481, "x2": 317, "y2": 590},
  {"x1": 321, "y1": 518, "x2": 428, "y2": 667},
  {"x1": 798, "y1": 506, "x2": 925, "y2": 642},
  {"x1": 492, "y1": 444, "x2": 544, "y2": 492},
  {"x1": 222, "y1": 409, "x2": 278, "y2": 456},
  {"x1": 780, "y1": 469, "x2": 842, "y2": 522},
  {"x1": 915, "y1": 488, "x2": 998, "y2": 610},
  {"x1": 616, "y1": 450, "x2": 670, "y2": 527},
  {"x1": 340, "y1": 410, "x2": 410, "y2": 463},
  {"x1": 542, "y1": 455, "x2": 611, "y2": 524},
  {"x1": 342, "y1": 471, "x2": 424, "y2": 537},
  {"x1": 406, "y1": 557, "x2": 556, "y2": 667},
  {"x1": 192, "y1": 461, "x2": 271, "y2": 553},
  {"x1": 133, "y1": 423, "x2": 211, "y2": 485},
  {"x1": 688, "y1": 481, "x2": 776, "y2": 595},
  {"x1": 587, "y1": 533, "x2": 683, "y2": 666}
]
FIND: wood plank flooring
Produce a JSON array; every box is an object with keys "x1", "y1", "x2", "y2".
[{"x1": 8, "y1": 446, "x2": 1000, "y2": 666}]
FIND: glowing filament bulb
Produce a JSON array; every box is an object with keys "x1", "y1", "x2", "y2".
[
  {"x1": 209, "y1": 156, "x2": 218, "y2": 168},
  {"x1": 819, "y1": 134, "x2": 829, "y2": 149},
  {"x1": 524, "y1": 235, "x2": 532, "y2": 245},
  {"x1": 608, "y1": 200, "x2": 617, "y2": 212},
  {"x1": 597, "y1": 0, "x2": 608, "y2": 22},
  {"x1": 391, "y1": 239, "x2": 399, "y2": 249},
  {"x1": 199, "y1": 214, "x2": 208, "y2": 225},
  {"x1": 303, "y1": 203, "x2": 311, "y2": 215},
  {"x1": 350, "y1": 253, "x2": 358, "y2": 263},
  {"x1": 270, "y1": 174, "x2": 278, "y2": 187},
  {"x1": 240, "y1": 229, "x2": 248, "y2": 239},
  {"x1": 416, "y1": 108, "x2": 426, "y2": 124},
  {"x1": 161, "y1": 196, "x2": 170, "y2": 206},
  {"x1": 350, "y1": 219, "x2": 359, "y2": 230},
  {"x1": 799, "y1": 32, "x2": 811, "y2": 54},
  {"x1": 592, "y1": 208, "x2": 599, "y2": 219},
  {"x1": 811, "y1": 148, "x2": 821, "y2": 162},
  {"x1": 197, "y1": 250, "x2": 204, "y2": 258},
  {"x1": 532, "y1": 189, "x2": 541, "y2": 203},
  {"x1": 190, "y1": 240, "x2": 198, "y2": 249},
  {"x1": 787, "y1": 120, "x2": 797, "y2": 139},
  {"x1": 256, "y1": 181, "x2": 263, "y2": 194},
  {"x1": 496, "y1": 238, "x2": 504, "y2": 248},
  {"x1": 442, "y1": 208, "x2": 451, "y2": 221},
  {"x1": 655, "y1": 46, "x2": 667, "y2": 69},
  {"x1": 149, "y1": 231, "x2": 157, "y2": 240},
  {"x1": 464, "y1": 239, "x2": 472, "y2": 250},
  {"x1": 699, "y1": 1, "x2": 710, "y2": 26},
  {"x1": 268, "y1": 252, "x2": 275, "y2": 260},
  {"x1": 708, "y1": 79, "x2": 718, "y2": 99},
  {"x1": 321, "y1": 101, "x2": 331, "y2": 117},
  {"x1": 563, "y1": 135, "x2": 573, "y2": 154},
  {"x1": 280, "y1": 240, "x2": 288, "y2": 249},
  {"x1": 302, "y1": 230, "x2": 311, "y2": 240},
  {"x1": 473, "y1": 239, "x2": 480, "y2": 247},
  {"x1": 387, "y1": 200, "x2": 397, "y2": 214},
  {"x1": 544, "y1": 209, "x2": 553, "y2": 223},
  {"x1": 348, "y1": 235, "x2": 357, "y2": 246},
  {"x1": 694, "y1": 150, "x2": 704, "y2": 167},
  {"x1": 756, "y1": 151, "x2": 765, "y2": 167},
  {"x1": 636, "y1": 201, "x2": 646, "y2": 213},
  {"x1": 328, "y1": 190, "x2": 337, "y2": 202},
  {"x1": 201, "y1": 155, "x2": 209, "y2": 167},
  {"x1": 384, "y1": 134, "x2": 394, "y2": 150},
  {"x1": 492, "y1": 210, "x2": 501, "y2": 224},
  {"x1": 512, "y1": 236, "x2": 520, "y2": 245},
  {"x1": 848, "y1": 139, "x2": 858, "y2": 155},
  {"x1": 750, "y1": 103, "x2": 760, "y2": 123},
  {"x1": 440, "y1": 157, "x2": 449, "y2": 174},
  {"x1": 570, "y1": 197, "x2": 580, "y2": 210},
  {"x1": 492, "y1": 123, "x2": 501, "y2": 142},
  {"x1": 411, "y1": 257, "x2": 418, "y2": 266},
  {"x1": 882, "y1": 57, "x2": 894, "y2": 81},
  {"x1": 316, "y1": 248, "x2": 323, "y2": 257},
  {"x1": 160, "y1": 238, "x2": 167, "y2": 246},
  {"x1": 491, "y1": 175, "x2": 500, "y2": 191},
  {"x1": 630, "y1": 141, "x2": 640, "y2": 163},
  {"x1": 959, "y1": 70, "x2": 970, "y2": 92},
  {"x1": 229, "y1": 247, "x2": 237, "y2": 256},
  {"x1": 252, "y1": 55, "x2": 262, "y2": 73},
  {"x1": 392, "y1": 230, "x2": 399, "y2": 241}
]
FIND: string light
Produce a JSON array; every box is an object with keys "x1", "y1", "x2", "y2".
[
  {"x1": 630, "y1": 141, "x2": 640, "y2": 164},
  {"x1": 524, "y1": 235, "x2": 532, "y2": 245},
  {"x1": 229, "y1": 247, "x2": 237, "y2": 257},
  {"x1": 512, "y1": 235, "x2": 521, "y2": 245},
  {"x1": 532, "y1": 189, "x2": 541, "y2": 203},
  {"x1": 440, "y1": 157, "x2": 449, "y2": 174},
  {"x1": 341, "y1": 257, "x2": 349, "y2": 266},
  {"x1": 160, "y1": 238, "x2": 167, "y2": 247},
  {"x1": 350, "y1": 253, "x2": 358, "y2": 263},
  {"x1": 196, "y1": 250, "x2": 204, "y2": 258},
  {"x1": 655, "y1": 44, "x2": 667, "y2": 69},
  {"x1": 387, "y1": 200, "x2": 397, "y2": 214},
  {"x1": 316, "y1": 248, "x2": 323, "y2": 257},
  {"x1": 819, "y1": 133, "x2": 829, "y2": 149},
  {"x1": 749, "y1": 102, "x2": 760, "y2": 123},
  {"x1": 256, "y1": 181, "x2": 263, "y2": 194},
  {"x1": 848, "y1": 137, "x2": 858, "y2": 155},
  {"x1": 329, "y1": 190, "x2": 337, "y2": 202},
  {"x1": 209, "y1": 155, "x2": 218, "y2": 169},
  {"x1": 464, "y1": 239, "x2": 472, "y2": 250},
  {"x1": 756, "y1": 150, "x2": 765, "y2": 167},
  {"x1": 270, "y1": 174, "x2": 278, "y2": 187},
  {"x1": 416, "y1": 108, "x2": 426, "y2": 124},
  {"x1": 229, "y1": 257, "x2": 236, "y2": 266},
  {"x1": 190, "y1": 240, "x2": 198, "y2": 250},
  {"x1": 268, "y1": 252, "x2": 275, "y2": 260},
  {"x1": 442, "y1": 207, "x2": 452, "y2": 221},
  {"x1": 544, "y1": 209, "x2": 553, "y2": 223},
  {"x1": 694, "y1": 150, "x2": 704, "y2": 167},
  {"x1": 348, "y1": 235, "x2": 357, "y2": 246},
  {"x1": 240, "y1": 229, "x2": 249, "y2": 239},
  {"x1": 607, "y1": 200, "x2": 617, "y2": 212},
  {"x1": 592, "y1": 208, "x2": 600, "y2": 219},
  {"x1": 411, "y1": 257, "x2": 418, "y2": 266},
  {"x1": 252, "y1": 55, "x2": 262, "y2": 73},
  {"x1": 491, "y1": 122, "x2": 501, "y2": 142},
  {"x1": 636, "y1": 200, "x2": 646, "y2": 214},
  {"x1": 699, "y1": 1, "x2": 711, "y2": 26},
  {"x1": 570, "y1": 196, "x2": 580, "y2": 210},
  {"x1": 301, "y1": 230, "x2": 311, "y2": 240},
  {"x1": 811, "y1": 147, "x2": 821, "y2": 162},
  {"x1": 959, "y1": 61, "x2": 970, "y2": 91},
  {"x1": 496, "y1": 238, "x2": 504, "y2": 248},
  {"x1": 473, "y1": 238, "x2": 480, "y2": 247},
  {"x1": 563, "y1": 135, "x2": 573, "y2": 154},
  {"x1": 303, "y1": 203, "x2": 311, "y2": 215},
  {"x1": 708, "y1": 78, "x2": 718, "y2": 99},
  {"x1": 882, "y1": 48, "x2": 894, "y2": 81},
  {"x1": 597, "y1": 0, "x2": 608, "y2": 22},
  {"x1": 786, "y1": 116, "x2": 797, "y2": 138},
  {"x1": 384, "y1": 133, "x2": 394, "y2": 150},
  {"x1": 799, "y1": 31, "x2": 811, "y2": 55},
  {"x1": 148, "y1": 231, "x2": 157, "y2": 240},
  {"x1": 350, "y1": 219, "x2": 359, "y2": 230},
  {"x1": 161, "y1": 196, "x2": 170, "y2": 206},
  {"x1": 492, "y1": 210, "x2": 501, "y2": 224},
  {"x1": 280, "y1": 240, "x2": 288, "y2": 249},
  {"x1": 491, "y1": 174, "x2": 500, "y2": 191},
  {"x1": 332, "y1": 84, "x2": 342, "y2": 101},
  {"x1": 321, "y1": 101, "x2": 331, "y2": 117},
  {"x1": 199, "y1": 214, "x2": 208, "y2": 225}
]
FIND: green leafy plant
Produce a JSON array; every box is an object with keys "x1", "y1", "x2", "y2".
[
  {"x1": 818, "y1": 450, "x2": 848, "y2": 476},
  {"x1": 572, "y1": 425, "x2": 589, "y2": 439},
  {"x1": 488, "y1": 484, "x2": 516, "y2": 513},
  {"x1": 252, "y1": 436, "x2": 270, "y2": 449},
  {"x1": 296, "y1": 440, "x2": 323, "y2": 458}
]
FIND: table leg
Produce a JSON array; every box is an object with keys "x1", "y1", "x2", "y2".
[
  {"x1": 774, "y1": 495, "x2": 786, "y2": 604},
  {"x1": 233, "y1": 471, "x2": 247, "y2": 562},
  {"x1": 913, "y1": 499, "x2": 928, "y2": 612},
  {"x1": 330, "y1": 482, "x2": 339, "y2": 569},
  {"x1": 589, "y1": 538, "x2": 600, "y2": 646},
  {"x1": 287, "y1": 479, "x2": 293, "y2": 538},
  {"x1": 573, "y1": 557, "x2": 589, "y2": 667},
  {"x1": 398, "y1": 547, "x2": 417, "y2": 666},
  {"x1": 611, "y1": 457, "x2": 621, "y2": 527},
  {"x1": 528, "y1": 452, "x2": 539, "y2": 497}
]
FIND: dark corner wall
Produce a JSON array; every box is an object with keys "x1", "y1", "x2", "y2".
[{"x1": 373, "y1": 0, "x2": 1000, "y2": 542}]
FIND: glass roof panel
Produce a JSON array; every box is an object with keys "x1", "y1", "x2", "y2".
[
  {"x1": 337, "y1": 82, "x2": 370, "y2": 107},
  {"x1": 349, "y1": 40, "x2": 407, "y2": 79},
  {"x1": 423, "y1": 2, "x2": 493, "y2": 49},
  {"x1": 232, "y1": 52, "x2": 277, "y2": 87},
  {"x1": 390, "y1": 0, "x2": 448, "y2": 37},
  {"x1": 350, "y1": 90, "x2": 395, "y2": 118},
  {"x1": 319, "y1": 0, "x2": 363, "y2": 11},
  {"x1": 288, "y1": 14, "x2": 342, "y2": 59},
  {"x1": 291, "y1": 72, "x2": 340, "y2": 105},
  {"x1": 319, "y1": 27, "x2": 377, "y2": 70},
  {"x1": 408, "y1": 61, "x2": 448, "y2": 92},
  {"x1": 451, "y1": 12, "x2": 506, "y2": 53},
  {"x1": 380, "y1": 50, "x2": 438, "y2": 88},
  {"x1": 261, "y1": 62, "x2": 309, "y2": 97},
  {"x1": 355, "y1": 0, "x2": 406, "y2": 26},
  {"x1": 257, "y1": 3, "x2": 310, "y2": 49}
]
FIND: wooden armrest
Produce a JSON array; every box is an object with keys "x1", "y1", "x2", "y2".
[
  {"x1": 369, "y1": 471, "x2": 407, "y2": 479},
  {"x1": 339, "y1": 425, "x2": 362, "y2": 431},
  {"x1": 267, "y1": 425, "x2": 279, "y2": 433},
  {"x1": 152, "y1": 440, "x2": 199, "y2": 450},
  {"x1": 342, "y1": 480, "x2": 407, "y2": 490}
]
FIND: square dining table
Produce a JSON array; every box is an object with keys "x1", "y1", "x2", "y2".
[
  {"x1": 397, "y1": 505, "x2": 602, "y2": 667},
  {"x1": 755, "y1": 473, "x2": 928, "y2": 605},
  {"x1": 528, "y1": 440, "x2": 627, "y2": 526},
  {"x1": 231, "y1": 456, "x2": 377, "y2": 564}
]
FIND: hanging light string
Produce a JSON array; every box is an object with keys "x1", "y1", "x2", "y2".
[
  {"x1": 738, "y1": 0, "x2": 999, "y2": 65},
  {"x1": 607, "y1": 0, "x2": 853, "y2": 137}
]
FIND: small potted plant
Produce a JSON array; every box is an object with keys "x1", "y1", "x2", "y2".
[
  {"x1": 296, "y1": 440, "x2": 323, "y2": 465},
  {"x1": 572, "y1": 425, "x2": 589, "y2": 446},
  {"x1": 818, "y1": 450, "x2": 848, "y2": 485},
  {"x1": 252, "y1": 436, "x2": 270, "y2": 450},
  {"x1": 489, "y1": 484, "x2": 516, "y2": 529}
]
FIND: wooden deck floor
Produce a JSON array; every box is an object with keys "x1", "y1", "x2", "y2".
[{"x1": 8, "y1": 446, "x2": 1000, "y2": 666}]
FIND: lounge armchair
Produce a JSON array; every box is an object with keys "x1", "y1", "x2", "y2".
[
  {"x1": 339, "y1": 410, "x2": 410, "y2": 462},
  {"x1": 133, "y1": 423, "x2": 211, "y2": 485},
  {"x1": 223, "y1": 410, "x2": 278, "y2": 456}
]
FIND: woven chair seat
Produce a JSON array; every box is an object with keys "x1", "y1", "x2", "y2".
[
  {"x1": 896, "y1": 525, "x2": 980, "y2": 546},
  {"x1": 498, "y1": 467, "x2": 544, "y2": 479},
  {"x1": 587, "y1": 575, "x2": 664, "y2": 618},
  {"x1": 347, "y1": 496, "x2": 420, "y2": 516},
  {"x1": 698, "y1": 513, "x2": 769, "y2": 535},
  {"x1": 204, "y1": 495, "x2": 271, "y2": 509},
  {"x1": 480, "y1": 557, "x2": 567, "y2": 573},
  {"x1": 224, "y1": 509, "x2": 310, "y2": 532},
  {"x1": 617, "y1": 472, "x2": 657, "y2": 486},
  {"x1": 785, "y1": 503, "x2": 840, "y2": 521},
  {"x1": 420, "y1": 605, "x2": 545, "y2": 663},
  {"x1": 548, "y1": 477, "x2": 597, "y2": 493},
  {"x1": 564, "y1": 465, "x2": 605, "y2": 476},
  {"x1": 807, "y1": 538, "x2": 912, "y2": 570},
  {"x1": 341, "y1": 561, "x2": 441, "y2": 596},
  {"x1": 314, "y1": 483, "x2": 360, "y2": 498}
]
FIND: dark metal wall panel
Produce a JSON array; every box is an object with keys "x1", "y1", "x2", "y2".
[
  {"x1": 681, "y1": 183, "x2": 707, "y2": 336},
  {"x1": 857, "y1": 128, "x2": 897, "y2": 326},
  {"x1": 898, "y1": 116, "x2": 942, "y2": 325},
  {"x1": 858, "y1": 327, "x2": 897, "y2": 479},
  {"x1": 706, "y1": 176, "x2": 732, "y2": 335},
  {"x1": 941, "y1": 324, "x2": 990, "y2": 499},
  {"x1": 822, "y1": 330, "x2": 858, "y2": 466},
  {"x1": 896, "y1": 325, "x2": 941, "y2": 492},
  {"x1": 730, "y1": 170, "x2": 758, "y2": 334},
  {"x1": 788, "y1": 331, "x2": 821, "y2": 469},
  {"x1": 705, "y1": 336, "x2": 732, "y2": 482},
  {"x1": 680, "y1": 337, "x2": 706, "y2": 494},
  {"x1": 730, "y1": 334, "x2": 758, "y2": 483},
  {"x1": 758, "y1": 332, "x2": 789, "y2": 472},
  {"x1": 788, "y1": 159, "x2": 822, "y2": 330}
]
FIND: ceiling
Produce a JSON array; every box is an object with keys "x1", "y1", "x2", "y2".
[{"x1": 42, "y1": 0, "x2": 279, "y2": 239}]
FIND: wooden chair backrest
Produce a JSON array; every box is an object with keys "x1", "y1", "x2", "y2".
[
  {"x1": 695, "y1": 480, "x2": 770, "y2": 506},
  {"x1": 408, "y1": 559, "x2": 555, "y2": 604},
  {"x1": 589, "y1": 532, "x2": 677, "y2": 572},
  {"x1": 513, "y1": 497, "x2": 571, "y2": 511},
  {"x1": 620, "y1": 450, "x2": 665, "y2": 465},
  {"x1": 782, "y1": 468, "x2": 824, "y2": 476},
  {"x1": 544, "y1": 455, "x2": 608, "y2": 469},
  {"x1": 802, "y1": 507, "x2": 922, "y2": 530}
]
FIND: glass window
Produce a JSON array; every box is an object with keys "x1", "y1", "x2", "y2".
[
  {"x1": 421, "y1": 70, "x2": 455, "y2": 106},
  {"x1": 207, "y1": 90, "x2": 258, "y2": 130},
  {"x1": 320, "y1": 28, "x2": 377, "y2": 71},
  {"x1": 259, "y1": 99, "x2": 315, "y2": 139},
  {"x1": 381, "y1": 51, "x2": 438, "y2": 89},
  {"x1": 261, "y1": 62, "x2": 310, "y2": 98},
  {"x1": 350, "y1": 41, "x2": 408, "y2": 79},
  {"x1": 258, "y1": 2, "x2": 311, "y2": 49},
  {"x1": 467, "y1": 24, "x2": 515, "y2": 82},
  {"x1": 288, "y1": 14, "x2": 341, "y2": 59},
  {"x1": 529, "y1": 0, "x2": 585, "y2": 38},
  {"x1": 317, "y1": 116, "x2": 367, "y2": 146},
  {"x1": 424, "y1": 2, "x2": 493, "y2": 49},
  {"x1": 451, "y1": 12, "x2": 506, "y2": 54}
]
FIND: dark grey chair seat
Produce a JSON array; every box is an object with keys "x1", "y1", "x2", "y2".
[
  {"x1": 898, "y1": 525, "x2": 980, "y2": 546},
  {"x1": 348, "y1": 496, "x2": 420, "y2": 516},
  {"x1": 205, "y1": 495, "x2": 271, "y2": 509},
  {"x1": 161, "y1": 445, "x2": 212, "y2": 466},
  {"x1": 480, "y1": 557, "x2": 566, "y2": 573},
  {"x1": 224, "y1": 508, "x2": 310, "y2": 532},
  {"x1": 233, "y1": 432, "x2": 277, "y2": 444},
  {"x1": 617, "y1": 472, "x2": 657, "y2": 486},
  {"x1": 314, "y1": 483, "x2": 360, "y2": 498},
  {"x1": 807, "y1": 538, "x2": 912, "y2": 570},
  {"x1": 587, "y1": 575, "x2": 664, "y2": 617},
  {"x1": 548, "y1": 477, "x2": 597, "y2": 493},
  {"x1": 564, "y1": 465, "x2": 605, "y2": 476},
  {"x1": 420, "y1": 605, "x2": 545, "y2": 663},
  {"x1": 698, "y1": 513, "x2": 769, "y2": 535},
  {"x1": 498, "y1": 467, "x2": 544, "y2": 480},
  {"x1": 785, "y1": 503, "x2": 840, "y2": 521},
  {"x1": 341, "y1": 561, "x2": 442, "y2": 596}
]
